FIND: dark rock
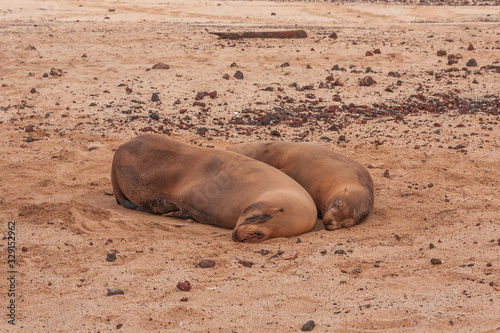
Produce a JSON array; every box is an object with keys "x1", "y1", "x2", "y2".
[
  {"x1": 198, "y1": 260, "x2": 216, "y2": 268},
  {"x1": 431, "y1": 258, "x2": 442, "y2": 265},
  {"x1": 25, "y1": 136, "x2": 34, "y2": 143},
  {"x1": 258, "y1": 249, "x2": 270, "y2": 256},
  {"x1": 383, "y1": 170, "x2": 390, "y2": 178},
  {"x1": 301, "y1": 320, "x2": 316, "y2": 331},
  {"x1": 176, "y1": 281, "x2": 192, "y2": 291},
  {"x1": 50, "y1": 68, "x2": 63, "y2": 76},
  {"x1": 152, "y1": 62, "x2": 170, "y2": 69},
  {"x1": 359, "y1": 76, "x2": 376, "y2": 86},
  {"x1": 237, "y1": 258, "x2": 253, "y2": 267},
  {"x1": 222, "y1": 73, "x2": 230, "y2": 80},
  {"x1": 270, "y1": 130, "x2": 281, "y2": 137},
  {"x1": 151, "y1": 93, "x2": 160, "y2": 102},
  {"x1": 437, "y1": 50, "x2": 447, "y2": 57},
  {"x1": 30, "y1": 88, "x2": 37, "y2": 93},
  {"x1": 150, "y1": 113, "x2": 159, "y2": 120},
  {"x1": 106, "y1": 251, "x2": 117, "y2": 262},
  {"x1": 466, "y1": 58, "x2": 477, "y2": 67},
  {"x1": 329, "y1": 32, "x2": 338, "y2": 39},
  {"x1": 234, "y1": 71, "x2": 244, "y2": 79}
]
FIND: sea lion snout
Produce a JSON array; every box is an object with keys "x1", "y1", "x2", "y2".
[
  {"x1": 232, "y1": 213, "x2": 275, "y2": 242},
  {"x1": 323, "y1": 199, "x2": 357, "y2": 230},
  {"x1": 232, "y1": 227, "x2": 268, "y2": 243}
]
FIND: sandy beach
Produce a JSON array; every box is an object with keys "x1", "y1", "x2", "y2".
[{"x1": 1, "y1": 0, "x2": 499, "y2": 332}]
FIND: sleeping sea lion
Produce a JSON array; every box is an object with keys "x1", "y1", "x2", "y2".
[
  {"x1": 228, "y1": 142, "x2": 374, "y2": 230},
  {"x1": 111, "y1": 135, "x2": 317, "y2": 242}
]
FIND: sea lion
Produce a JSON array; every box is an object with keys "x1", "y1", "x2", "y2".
[
  {"x1": 228, "y1": 142, "x2": 374, "y2": 230},
  {"x1": 111, "y1": 135, "x2": 317, "y2": 242}
]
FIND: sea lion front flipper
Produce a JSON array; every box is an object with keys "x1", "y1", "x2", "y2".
[{"x1": 121, "y1": 199, "x2": 148, "y2": 213}]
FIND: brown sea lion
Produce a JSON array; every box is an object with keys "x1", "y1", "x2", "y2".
[
  {"x1": 228, "y1": 142, "x2": 374, "y2": 230},
  {"x1": 111, "y1": 135, "x2": 317, "y2": 242}
]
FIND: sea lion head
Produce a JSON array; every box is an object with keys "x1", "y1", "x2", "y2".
[
  {"x1": 232, "y1": 191, "x2": 316, "y2": 243},
  {"x1": 322, "y1": 186, "x2": 373, "y2": 230},
  {"x1": 232, "y1": 202, "x2": 281, "y2": 243}
]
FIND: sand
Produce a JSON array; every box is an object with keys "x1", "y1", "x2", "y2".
[{"x1": 1, "y1": 0, "x2": 499, "y2": 332}]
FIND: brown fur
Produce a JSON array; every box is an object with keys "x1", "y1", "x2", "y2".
[
  {"x1": 228, "y1": 142, "x2": 374, "y2": 230},
  {"x1": 111, "y1": 135, "x2": 317, "y2": 242}
]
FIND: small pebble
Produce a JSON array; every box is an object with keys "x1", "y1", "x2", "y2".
[
  {"x1": 198, "y1": 259, "x2": 216, "y2": 268},
  {"x1": 106, "y1": 251, "x2": 117, "y2": 262},
  {"x1": 383, "y1": 170, "x2": 390, "y2": 178},
  {"x1": 150, "y1": 112, "x2": 159, "y2": 120},
  {"x1": 237, "y1": 258, "x2": 253, "y2": 267},
  {"x1": 282, "y1": 250, "x2": 298, "y2": 260},
  {"x1": 152, "y1": 62, "x2": 170, "y2": 69},
  {"x1": 258, "y1": 249, "x2": 270, "y2": 256},
  {"x1": 234, "y1": 71, "x2": 244, "y2": 79},
  {"x1": 22, "y1": 247, "x2": 28, "y2": 252},
  {"x1": 107, "y1": 288, "x2": 124, "y2": 296},
  {"x1": 50, "y1": 68, "x2": 63, "y2": 76},
  {"x1": 151, "y1": 93, "x2": 160, "y2": 102},
  {"x1": 270, "y1": 130, "x2": 281, "y2": 137},
  {"x1": 25, "y1": 136, "x2": 34, "y2": 143},
  {"x1": 301, "y1": 320, "x2": 316, "y2": 331},
  {"x1": 431, "y1": 258, "x2": 442, "y2": 265},
  {"x1": 429, "y1": 243, "x2": 435, "y2": 249},
  {"x1": 466, "y1": 58, "x2": 477, "y2": 67},
  {"x1": 177, "y1": 281, "x2": 192, "y2": 291}
]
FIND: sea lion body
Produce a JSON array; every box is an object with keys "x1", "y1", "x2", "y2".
[
  {"x1": 111, "y1": 135, "x2": 317, "y2": 242},
  {"x1": 228, "y1": 142, "x2": 374, "y2": 230}
]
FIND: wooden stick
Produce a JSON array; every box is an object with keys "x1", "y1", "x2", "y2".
[{"x1": 209, "y1": 30, "x2": 307, "y2": 40}]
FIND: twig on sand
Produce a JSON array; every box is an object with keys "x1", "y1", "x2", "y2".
[{"x1": 209, "y1": 30, "x2": 307, "y2": 40}]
